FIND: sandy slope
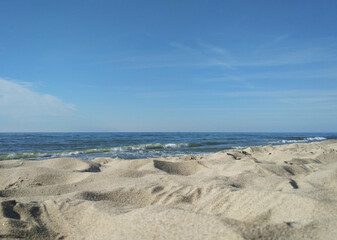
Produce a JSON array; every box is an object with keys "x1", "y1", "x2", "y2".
[{"x1": 1, "y1": 140, "x2": 337, "y2": 239}]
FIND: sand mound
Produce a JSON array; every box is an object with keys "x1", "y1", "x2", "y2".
[
  {"x1": 33, "y1": 157, "x2": 101, "y2": 172},
  {"x1": 1, "y1": 140, "x2": 337, "y2": 239},
  {"x1": 153, "y1": 160, "x2": 204, "y2": 175}
]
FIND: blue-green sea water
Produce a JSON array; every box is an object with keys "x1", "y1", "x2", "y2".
[{"x1": 0, "y1": 132, "x2": 336, "y2": 161}]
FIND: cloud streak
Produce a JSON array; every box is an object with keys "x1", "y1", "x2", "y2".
[
  {"x1": 0, "y1": 78, "x2": 75, "y2": 118},
  {"x1": 102, "y1": 37, "x2": 337, "y2": 72}
]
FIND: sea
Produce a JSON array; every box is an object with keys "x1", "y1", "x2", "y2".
[{"x1": 0, "y1": 132, "x2": 336, "y2": 161}]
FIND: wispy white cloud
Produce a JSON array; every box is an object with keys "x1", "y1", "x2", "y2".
[
  {"x1": 168, "y1": 42, "x2": 199, "y2": 54},
  {"x1": 103, "y1": 37, "x2": 337, "y2": 71},
  {"x1": 205, "y1": 67, "x2": 337, "y2": 83},
  {"x1": 137, "y1": 88, "x2": 337, "y2": 100},
  {"x1": 219, "y1": 89, "x2": 337, "y2": 111},
  {"x1": 210, "y1": 46, "x2": 335, "y2": 68},
  {"x1": 218, "y1": 89, "x2": 337, "y2": 98},
  {"x1": 274, "y1": 34, "x2": 290, "y2": 42},
  {"x1": 253, "y1": 34, "x2": 290, "y2": 53},
  {"x1": 216, "y1": 89, "x2": 337, "y2": 107},
  {"x1": 0, "y1": 78, "x2": 75, "y2": 118},
  {"x1": 201, "y1": 44, "x2": 230, "y2": 55},
  {"x1": 135, "y1": 87, "x2": 337, "y2": 112},
  {"x1": 168, "y1": 39, "x2": 336, "y2": 69}
]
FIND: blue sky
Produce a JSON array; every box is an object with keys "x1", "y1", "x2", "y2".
[{"x1": 0, "y1": 0, "x2": 337, "y2": 132}]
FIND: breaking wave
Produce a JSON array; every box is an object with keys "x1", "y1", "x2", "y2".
[
  {"x1": 0, "y1": 136, "x2": 330, "y2": 161},
  {"x1": 275, "y1": 137, "x2": 327, "y2": 144},
  {"x1": 0, "y1": 142, "x2": 199, "y2": 160}
]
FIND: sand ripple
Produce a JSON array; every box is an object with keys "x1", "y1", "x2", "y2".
[{"x1": 1, "y1": 140, "x2": 337, "y2": 239}]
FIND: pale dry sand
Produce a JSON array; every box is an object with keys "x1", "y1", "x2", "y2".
[{"x1": 1, "y1": 140, "x2": 337, "y2": 239}]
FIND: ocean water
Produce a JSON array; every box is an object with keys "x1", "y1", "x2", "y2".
[{"x1": 0, "y1": 132, "x2": 336, "y2": 161}]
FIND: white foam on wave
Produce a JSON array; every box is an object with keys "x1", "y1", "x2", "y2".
[
  {"x1": 306, "y1": 137, "x2": 327, "y2": 141},
  {"x1": 280, "y1": 139, "x2": 306, "y2": 143},
  {"x1": 275, "y1": 137, "x2": 327, "y2": 144},
  {"x1": 1, "y1": 143, "x2": 192, "y2": 160},
  {"x1": 164, "y1": 143, "x2": 189, "y2": 148},
  {"x1": 232, "y1": 146, "x2": 245, "y2": 150}
]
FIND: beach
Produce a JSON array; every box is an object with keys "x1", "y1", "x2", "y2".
[{"x1": 1, "y1": 140, "x2": 337, "y2": 239}]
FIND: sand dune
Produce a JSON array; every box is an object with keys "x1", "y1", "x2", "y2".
[{"x1": 1, "y1": 140, "x2": 337, "y2": 239}]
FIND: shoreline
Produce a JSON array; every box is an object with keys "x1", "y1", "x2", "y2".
[
  {"x1": 1, "y1": 132, "x2": 333, "y2": 162},
  {"x1": 1, "y1": 140, "x2": 337, "y2": 239}
]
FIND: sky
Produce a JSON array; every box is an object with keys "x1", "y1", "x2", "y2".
[{"x1": 0, "y1": 0, "x2": 337, "y2": 132}]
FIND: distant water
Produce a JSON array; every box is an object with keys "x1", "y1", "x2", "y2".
[{"x1": 0, "y1": 132, "x2": 336, "y2": 161}]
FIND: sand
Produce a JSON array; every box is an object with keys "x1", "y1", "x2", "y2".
[{"x1": 1, "y1": 140, "x2": 337, "y2": 239}]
